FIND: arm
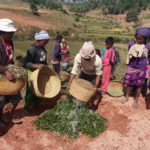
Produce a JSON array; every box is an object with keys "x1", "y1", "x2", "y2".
[
  {"x1": 94, "y1": 75, "x2": 101, "y2": 88},
  {"x1": 67, "y1": 54, "x2": 81, "y2": 89},
  {"x1": 67, "y1": 73, "x2": 76, "y2": 89},
  {"x1": 95, "y1": 56, "x2": 103, "y2": 88}
]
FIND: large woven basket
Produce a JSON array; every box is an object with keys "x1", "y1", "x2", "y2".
[
  {"x1": 29, "y1": 66, "x2": 61, "y2": 98},
  {"x1": 69, "y1": 78, "x2": 96, "y2": 102},
  {"x1": 107, "y1": 81, "x2": 124, "y2": 97},
  {"x1": 0, "y1": 78, "x2": 25, "y2": 95}
]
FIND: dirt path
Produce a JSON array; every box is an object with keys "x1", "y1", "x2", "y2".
[
  {"x1": 0, "y1": 93, "x2": 150, "y2": 150},
  {"x1": 0, "y1": 10, "x2": 56, "y2": 30}
]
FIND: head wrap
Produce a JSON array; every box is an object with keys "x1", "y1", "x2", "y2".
[
  {"x1": 80, "y1": 41, "x2": 96, "y2": 59},
  {"x1": 35, "y1": 30, "x2": 50, "y2": 41},
  {"x1": 135, "y1": 27, "x2": 150, "y2": 38},
  {"x1": 0, "y1": 18, "x2": 17, "y2": 32}
]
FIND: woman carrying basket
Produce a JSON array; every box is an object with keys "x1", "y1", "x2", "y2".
[
  {"x1": 24, "y1": 30, "x2": 50, "y2": 111},
  {"x1": 0, "y1": 19, "x2": 22, "y2": 128},
  {"x1": 122, "y1": 27, "x2": 150, "y2": 108}
]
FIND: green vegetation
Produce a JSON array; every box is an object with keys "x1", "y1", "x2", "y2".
[
  {"x1": 126, "y1": 9, "x2": 139, "y2": 23},
  {"x1": 35, "y1": 95, "x2": 108, "y2": 138},
  {"x1": 68, "y1": 0, "x2": 150, "y2": 14}
]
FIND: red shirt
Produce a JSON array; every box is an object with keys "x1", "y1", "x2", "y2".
[{"x1": 3, "y1": 42, "x2": 14, "y2": 64}]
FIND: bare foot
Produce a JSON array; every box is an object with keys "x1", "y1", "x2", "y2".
[
  {"x1": 121, "y1": 99, "x2": 128, "y2": 104},
  {"x1": 132, "y1": 101, "x2": 138, "y2": 109}
]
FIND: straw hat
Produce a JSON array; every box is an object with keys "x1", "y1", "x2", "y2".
[
  {"x1": 0, "y1": 78, "x2": 25, "y2": 95},
  {"x1": 0, "y1": 18, "x2": 17, "y2": 32},
  {"x1": 107, "y1": 81, "x2": 124, "y2": 97},
  {"x1": 69, "y1": 78, "x2": 96, "y2": 102},
  {"x1": 29, "y1": 66, "x2": 61, "y2": 98}
]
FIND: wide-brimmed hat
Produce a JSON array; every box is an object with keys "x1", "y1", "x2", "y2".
[
  {"x1": 35, "y1": 30, "x2": 50, "y2": 41},
  {"x1": 80, "y1": 41, "x2": 96, "y2": 59},
  {"x1": 0, "y1": 18, "x2": 17, "y2": 32}
]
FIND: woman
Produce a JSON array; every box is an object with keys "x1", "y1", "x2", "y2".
[
  {"x1": 122, "y1": 27, "x2": 150, "y2": 108},
  {"x1": 68, "y1": 41, "x2": 102, "y2": 90},
  {"x1": 0, "y1": 18, "x2": 22, "y2": 128},
  {"x1": 24, "y1": 30, "x2": 50, "y2": 111}
]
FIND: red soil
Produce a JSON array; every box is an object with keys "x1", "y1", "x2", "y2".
[{"x1": 0, "y1": 93, "x2": 150, "y2": 150}]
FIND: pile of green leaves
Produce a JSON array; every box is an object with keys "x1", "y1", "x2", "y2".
[
  {"x1": 0, "y1": 65, "x2": 26, "y2": 80},
  {"x1": 35, "y1": 95, "x2": 108, "y2": 138}
]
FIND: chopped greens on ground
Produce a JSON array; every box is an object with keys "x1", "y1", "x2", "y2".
[
  {"x1": 35, "y1": 95, "x2": 108, "y2": 138},
  {"x1": 0, "y1": 65, "x2": 26, "y2": 79}
]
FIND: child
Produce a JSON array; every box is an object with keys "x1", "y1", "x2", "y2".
[
  {"x1": 122, "y1": 27, "x2": 150, "y2": 108},
  {"x1": 101, "y1": 37, "x2": 115, "y2": 94},
  {"x1": 61, "y1": 41, "x2": 71, "y2": 71}
]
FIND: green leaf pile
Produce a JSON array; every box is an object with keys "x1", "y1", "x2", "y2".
[{"x1": 35, "y1": 95, "x2": 108, "y2": 138}]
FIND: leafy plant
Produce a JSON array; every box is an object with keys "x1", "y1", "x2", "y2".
[{"x1": 35, "y1": 95, "x2": 108, "y2": 138}]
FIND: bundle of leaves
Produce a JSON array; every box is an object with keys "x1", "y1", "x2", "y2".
[
  {"x1": 35, "y1": 95, "x2": 108, "y2": 138},
  {"x1": 0, "y1": 65, "x2": 26, "y2": 80}
]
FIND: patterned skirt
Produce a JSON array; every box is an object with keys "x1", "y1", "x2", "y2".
[{"x1": 124, "y1": 67, "x2": 146, "y2": 87}]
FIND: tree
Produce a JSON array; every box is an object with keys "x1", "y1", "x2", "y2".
[
  {"x1": 126, "y1": 9, "x2": 138, "y2": 23},
  {"x1": 30, "y1": 1, "x2": 39, "y2": 15}
]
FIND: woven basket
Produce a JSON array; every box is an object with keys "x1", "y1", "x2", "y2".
[
  {"x1": 69, "y1": 78, "x2": 96, "y2": 102},
  {"x1": 0, "y1": 78, "x2": 25, "y2": 95},
  {"x1": 107, "y1": 81, "x2": 124, "y2": 97},
  {"x1": 29, "y1": 66, "x2": 61, "y2": 98}
]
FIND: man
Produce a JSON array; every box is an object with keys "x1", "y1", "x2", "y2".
[
  {"x1": 0, "y1": 18, "x2": 22, "y2": 128},
  {"x1": 51, "y1": 35, "x2": 62, "y2": 75}
]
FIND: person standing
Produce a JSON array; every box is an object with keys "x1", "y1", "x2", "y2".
[
  {"x1": 0, "y1": 18, "x2": 22, "y2": 128},
  {"x1": 61, "y1": 41, "x2": 71, "y2": 71},
  {"x1": 51, "y1": 35, "x2": 62, "y2": 76},
  {"x1": 24, "y1": 30, "x2": 50, "y2": 110},
  {"x1": 122, "y1": 27, "x2": 150, "y2": 108},
  {"x1": 101, "y1": 37, "x2": 115, "y2": 94}
]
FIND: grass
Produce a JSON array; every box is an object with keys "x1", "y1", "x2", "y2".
[{"x1": 14, "y1": 40, "x2": 128, "y2": 81}]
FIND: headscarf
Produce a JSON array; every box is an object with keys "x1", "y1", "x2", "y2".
[
  {"x1": 80, "y1": 41, "x2": 96, "y2": 59},
  {"x1": 35, "y1": 30, "x2": 50, "y2": 41},
  {"x1": 135, "y1": 27, "x2": 150, "y2": 38}
]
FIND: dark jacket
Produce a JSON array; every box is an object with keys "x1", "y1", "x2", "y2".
[
  {"x1": 25, "y1": 43, "x2": 47, "y2": 69},
  {"x1": 0, "y1": 38, "x2": 14, "y2": 74},
  {"x1": 51, "y1": 41, "x2": 61, "y2": 62}
]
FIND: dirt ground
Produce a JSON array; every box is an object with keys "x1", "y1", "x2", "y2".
[{"x1": 0, "y1": 92, "x2": 150, "y2": 150}]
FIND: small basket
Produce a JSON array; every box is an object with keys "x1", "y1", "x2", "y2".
[
  {"x1": 107, "y1": 81, "x2": 124, "y2": 97},
  {"x1": 29, "y1": 66, "x2": 61, "y2": 98},
  {"x1": 69, "y1": 78, "x2": 96, "y2": 102},
  {"x1": 0, "y1": 78, "x2": 25, "y2": 95}
]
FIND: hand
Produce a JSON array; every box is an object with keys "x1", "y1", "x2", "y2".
[
  {"x1": 67, "y1": 84, "x2": 71, "y2": 91},
  {"x1": 5, "y1": 71, "x2": 15, "y2": 81},
  {"x1": 37, "y1": 64, "x2": 44, "y2": 70}
]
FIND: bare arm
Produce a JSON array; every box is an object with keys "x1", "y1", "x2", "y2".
[
  {"x1": 67, "y1": 73, "x2": 76, "y2": 89},
  {"x1": 94, "y1": 75, "x2": 101, "y2": 88}
]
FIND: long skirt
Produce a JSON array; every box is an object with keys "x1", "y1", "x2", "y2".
[
  {"x1": 124, "y1": 66, "x2": 146, "y2": 87},
  {"x1": 24, "y1": 69, "x2": 42, "y2": 109}
]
